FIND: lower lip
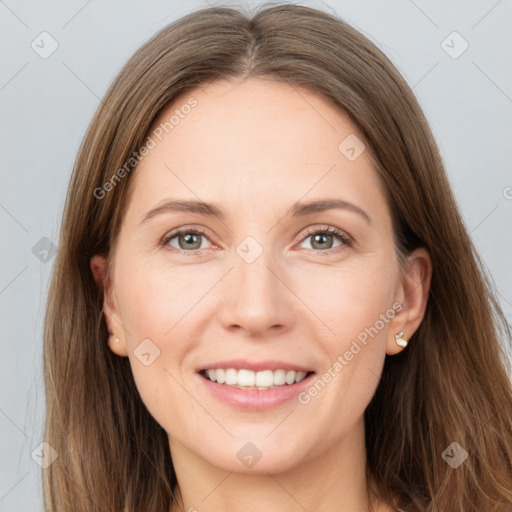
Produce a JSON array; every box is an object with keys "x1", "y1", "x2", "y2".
[{"x1": 197, "y1": 372, "x2": 316, "y2": 411}]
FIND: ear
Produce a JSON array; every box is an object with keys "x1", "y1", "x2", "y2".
[
  {"x1": 90, "y1": 254, "x2": 128, "y2": 357},
  {"x1": 386, "y1": 248, "x2": 432, "y2": 355}
]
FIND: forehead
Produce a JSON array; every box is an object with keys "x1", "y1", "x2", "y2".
[
  {"x1": 149, "y1": 78, "x2": 361, "y2": 164},
  {"x1": 126, "y1": 78, "x2": 386, "y2": 222}
]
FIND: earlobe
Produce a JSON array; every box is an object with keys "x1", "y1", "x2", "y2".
[
  {"x1": 90, "y1": 254, "x2": 129, "y2": 357},
  {"x1": 386, "y1": 248, "x2": 432, "y2": 355},
  {"x1": 387, "y1": 329, "x2": 409, "y2": 356},
  {"x1": 107, "y1": 334, "x2": 128, "y2": 357},
  {"x1": 394, "y1": 331, "x2": 408, "y2": 348}
]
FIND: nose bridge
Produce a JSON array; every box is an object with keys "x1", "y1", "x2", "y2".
[{"x1": 218, "y1": 235, "x2": 295, "y2": 334}]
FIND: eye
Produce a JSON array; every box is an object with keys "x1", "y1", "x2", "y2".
[
  {"x1": 161, "y1": 225, "x2": 352, "y2": 255},
  {"x1": 161, "y1": 228, "x2": 213, "y2": 252},
  {"x1": 297, "y1": 226, "x2": 352, "y2": 253}
]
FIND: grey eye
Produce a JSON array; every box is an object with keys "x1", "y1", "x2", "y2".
[{"x1": 166, "y1": 231, "x2": 211, "y2": 251}]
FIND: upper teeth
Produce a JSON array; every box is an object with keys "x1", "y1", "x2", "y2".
[{"x1": 205, "y1": 368, "x2": 308, "y2": 389}]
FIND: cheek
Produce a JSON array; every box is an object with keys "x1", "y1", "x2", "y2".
[
  {"x1": 292, "y1": 255, "x2": 397, "y2": 425},
  {"x1": 294, "y1": 253, "x2": 398, "y2": 345},
  {"x1": 114, "y1": 254, "x2": 207, "y2": 341},
  {"x1": 111, "y1": 256, "x2": 219, "y2": 422},
  {"x1": 114, "y1": 272, "x2": 196, "y2": 432}
]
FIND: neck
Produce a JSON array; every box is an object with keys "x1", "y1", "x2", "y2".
[{"x1": 168, "y1": 416, "x2": 384, "y2": 512}]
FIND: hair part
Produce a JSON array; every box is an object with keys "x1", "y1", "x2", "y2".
[{"x1": 43, "y1": 4, "x2": 512, "y2": 511}]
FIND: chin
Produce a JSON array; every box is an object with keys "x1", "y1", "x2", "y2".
[{"x1": 197, "y1": 435, "x2": 310, "y2": 475}]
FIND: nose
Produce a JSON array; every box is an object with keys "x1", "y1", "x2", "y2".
[{"x1": 216, "y1": 245, "x2": 297, "y2": 337}]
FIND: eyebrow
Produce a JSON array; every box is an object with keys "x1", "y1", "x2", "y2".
[{"x1": 140, "y1": 198, "x2": 371, "y2": 225}]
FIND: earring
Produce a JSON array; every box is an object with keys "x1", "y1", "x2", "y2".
[
  {"x1": 108, "y1": 335, "x2": 120, "y2": 344},
  {"x1": 395, "y1": 331, "x2": 408, "y2": 348}
]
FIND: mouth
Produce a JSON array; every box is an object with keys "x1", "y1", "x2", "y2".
[
  {"x1": 198, "y1": 368, "x2": 316, "y2": 391},
  {"x1": 195, "y1": 360, "x2": 317, "y2": 410}
]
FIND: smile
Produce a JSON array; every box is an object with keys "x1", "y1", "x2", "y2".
[
  {"x1": 199, "y1": 368, "x2": 313, "y2": 390},
  {"x1": 196, "y1": 361, "x2": 316, "y2": 410}
]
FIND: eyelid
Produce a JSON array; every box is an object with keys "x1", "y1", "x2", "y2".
[
  {"x1": 160, "y1": 225, "x2": 216, "y2": 251},
  {"x1": 160, "y1": 224, "x2": 353, "y2": 254},
  {"x1": 293, "y1": 224, "x2": 353, "y2": 252}
]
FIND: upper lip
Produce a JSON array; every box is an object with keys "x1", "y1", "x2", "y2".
[{"x1": 197, "y1": 359, "x2": 314, "y2": 373}]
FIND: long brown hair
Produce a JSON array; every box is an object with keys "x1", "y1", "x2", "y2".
[{"x1": 43, "y1": 4, "x2": 512, "y2": 511}]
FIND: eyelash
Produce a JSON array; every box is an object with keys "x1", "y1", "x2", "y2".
[
  {"x1": 160, "y1": 225, "x2": 353, "y2": 256},
  {"x1": 300, "y1": 226, "x2": 353, "y2": 254}
]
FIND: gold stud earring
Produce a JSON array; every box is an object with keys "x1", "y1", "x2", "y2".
[{"x1": 395, "y1": 331, "x2": 408, "y2": 348}]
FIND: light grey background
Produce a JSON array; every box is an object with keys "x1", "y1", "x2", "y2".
[{"x1": 1, "y1": 0, "x2": 511, "y2": 510}]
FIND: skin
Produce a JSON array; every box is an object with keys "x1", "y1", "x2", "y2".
[{"x1": 91, "y1": 78, "x2": 431, "y2": 512}]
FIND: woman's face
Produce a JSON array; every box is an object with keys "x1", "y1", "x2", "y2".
[{"x1": 92, "y1": 78, "x2": 428, "y2": 475}]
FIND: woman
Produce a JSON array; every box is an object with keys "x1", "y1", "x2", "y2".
[{"x1": 42, "y1": 4, "x2": 512, "y2": 511}]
